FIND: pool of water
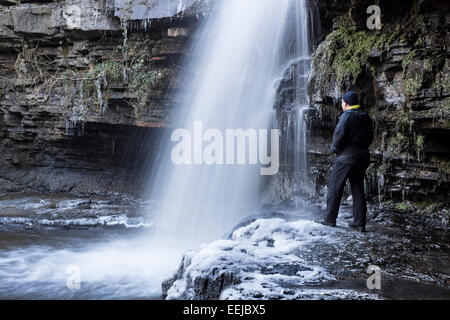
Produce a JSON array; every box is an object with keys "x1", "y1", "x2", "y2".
[
  {"x1": 0, "y1": 193, "x2": 190, "y2": 299},
  {"x1": 0, "y1": 193, "x2": 448, "y2": 300}
]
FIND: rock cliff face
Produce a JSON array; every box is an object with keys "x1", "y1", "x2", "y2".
[
  {"x1": 0, "y1": 0, "x2": 206, "y2": 196},
  {"x1": 305, "y1": 0, "x2": 449, "y2": 216},
  {"x1": 0, "y1": 0, "x2": 448, "y2": 217}
]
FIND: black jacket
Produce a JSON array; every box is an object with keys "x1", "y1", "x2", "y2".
[{"x1": 330, "y1": 109, "x2": 374, "y2": 164}]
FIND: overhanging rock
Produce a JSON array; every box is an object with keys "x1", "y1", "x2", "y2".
[{"x1": 114, "y1": 0, "x2": 212, "y2": 21}]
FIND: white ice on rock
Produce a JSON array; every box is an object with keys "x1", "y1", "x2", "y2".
[
  {"x1": 114, "y1": 0, "x2": 210, "y2": 21},
  {"x1": 0, "y1": 215, "x2": 153, "y2": 228},
  {"x1": 165, "y1": 219, "x2": 382, "y2": 300}
]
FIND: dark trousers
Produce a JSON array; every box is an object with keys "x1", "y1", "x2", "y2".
[{"x1": 325, "y1": 159, "x2": 370, "y2": 227}]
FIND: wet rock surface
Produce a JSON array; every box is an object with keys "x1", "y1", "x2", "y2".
[
  {"x1": 0, "y1": 0, "x2": 205, "y2": 197},
  {"x1": 0, "y1": 193, "x2": 172, "y2": 299},
  {"x1": 114, "y1": 0, "x2": 211, "y2": 21},
  {"x1": 162, "y1": 204, "x2": 449, "y2": 300},
  {"x1": 306, "y1": 0, "x2": 450, "y2": 214},
  {"x1": 0, "y1": 192, "x2": 154, "y2": 228},
  {"x1": 0, "y1": 195, "x2": 447, "y2": 300}
]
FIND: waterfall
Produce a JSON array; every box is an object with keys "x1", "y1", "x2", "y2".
[
  {"x1": 145, "y1": 0, "x2": 314, "y2": 245},
  {"x1": 270, "y1": 0, "x2": 318, "y2": 201}
]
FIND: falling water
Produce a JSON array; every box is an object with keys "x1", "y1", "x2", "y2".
[
  {"x1": 268, "y1": 0, "x2": 318, "y2": 201},
  {"x1": 292, "y1": 1, "x2": 311, "y2": 182},
  {"x1": 0, "y1": 0, "x2": 318, "y2": 299},
  {"x1": 145, "y1": 0, "x2": 314, "y2": 245}
]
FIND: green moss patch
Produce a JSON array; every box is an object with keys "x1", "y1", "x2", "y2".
[
  {"x1": 312, "y1": 19, "x2": 399, "y2": 90},
  {"x1": 47, "y1": 40, "x2": 171, "y2": 121}
]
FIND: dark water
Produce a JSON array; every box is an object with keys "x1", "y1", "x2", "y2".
[
  {"x1": 0, "y1": 193, "x2": 187, "y2": 300},
  {"x1": 0, "y1": 193, "x2": 448, "y2": 300}
]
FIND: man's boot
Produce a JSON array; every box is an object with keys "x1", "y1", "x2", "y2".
[
  {"x1": 316, "y1": 219, "x2": 336, "y2": 228},
  {"x1": 349, "y1": 223, "x2": 366, "y2": 232}
]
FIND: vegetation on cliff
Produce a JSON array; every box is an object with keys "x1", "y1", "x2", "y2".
[
  {"x1": 311, "y1": 16, "x2": 398, "y2": 88},
  {"x1": 308, "y1": 4, "x2": 449, "y2": 214},
  {"x1": 15, "y1": 38, "x2": 171, "y2": 125}
]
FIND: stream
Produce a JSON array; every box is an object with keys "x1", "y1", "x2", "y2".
[{"x1": 0, "y1": 193, "x2": 448, "y2": 300}]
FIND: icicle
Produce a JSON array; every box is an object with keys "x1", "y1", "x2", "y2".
[
  {"x1": 94, "y1": 78, "x2": 104, "y2": 115},
  {"x1": 79, "y1": 80, "x2": 84, "y2": 103},
  {"x1": 377, "y1": 171, "x2": 384, "y2": 208},
  {"x1": 102, "y1": 69, "x2": 107, "y2": 89},
  {"x1": 94, "y1": 8, "x2": 98, "y2": 27},
  {"x1": 121, "y1": 19, "x2": 128, "y2": 47},
  {"x1": 123, "y1": 65, "x2": 127, "y2": 82},
  {"x1": 79, "y1": 80, "x2": 85, "y2": 124},
  {"x1": 120, "y1": 19, "x2": 129, "y2": 83}
]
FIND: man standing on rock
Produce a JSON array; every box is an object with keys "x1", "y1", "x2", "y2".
[{"x1": 317, "y1": 91, "x2": 374, "y2": 232}]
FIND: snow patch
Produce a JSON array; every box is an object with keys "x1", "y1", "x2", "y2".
[
  {"x1": 0, "y1": 215, "x2": 153, "y2": 228},
  {"x1": 165, "y1": 219, "x2": 344, "y2": 300}
]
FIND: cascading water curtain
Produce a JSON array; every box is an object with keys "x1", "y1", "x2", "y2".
[
  {"x1": 144, "y1": 0, "x2": 315, "y2": 245},
  {"x1": 268, "y1": 0, "x2": 318, "y2": 202}
]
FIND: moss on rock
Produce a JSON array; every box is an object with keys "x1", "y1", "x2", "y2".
[
  {"x1": 311, "y1": 17, "x2": 399, "y2": 92},
  {"x1": 404, "y1": 76, "x2": 422, "y2": 97}
]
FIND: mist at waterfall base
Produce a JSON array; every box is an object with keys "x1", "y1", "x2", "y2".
[{"x1": 0, "y1": 0, "x2": 316, "y2": 299}]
